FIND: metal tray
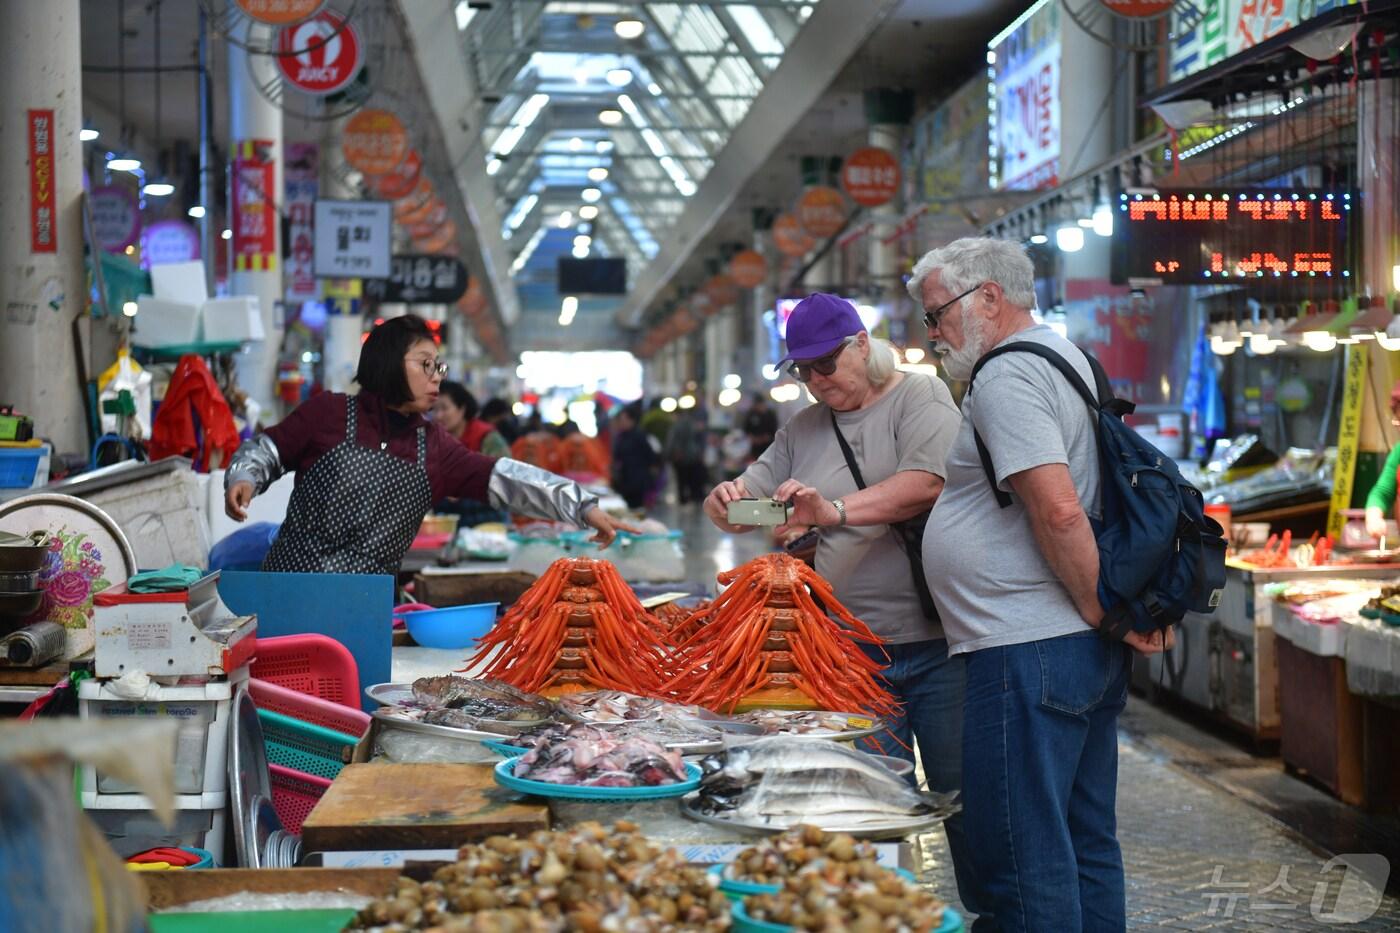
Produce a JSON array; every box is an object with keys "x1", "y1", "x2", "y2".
[
  {"x1": 678, "y1": 792, "x2": 957, "y2": 841},
  {"x1": 692, "y1": 711, "x2": 888, "y2": 743},
  {"x1": 370, "y1": 706, "x2": 524, "y2": 742},
  {"x1": 364, "y1": 682, "x2": 553, "y2": 734},
  {"x1": 495, "y1": 758, "x2": 702, "y2": 801}
]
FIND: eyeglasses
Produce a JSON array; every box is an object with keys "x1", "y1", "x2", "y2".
[
  {"x1": 923, "y1": 283, "x2": 983, "y2": 331},
  {"x1": 786, "y1": 341, "x2": 848, "y2": 383},
  {"x1": 407, "y1": 356, "x2": 448, "y2": 378}
]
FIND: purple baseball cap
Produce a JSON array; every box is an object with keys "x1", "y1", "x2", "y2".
[{"x1": 778, "y1": 293, "x2": 864, "y2": 364}]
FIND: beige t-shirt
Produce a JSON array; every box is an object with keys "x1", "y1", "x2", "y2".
[{"x1": 739, "y1": 372, "x2": 962, "y2": 645}]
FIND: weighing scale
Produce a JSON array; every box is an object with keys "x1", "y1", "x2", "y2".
[{"x1": 93, "y1": 571, "x2": 257, "y2": 678}]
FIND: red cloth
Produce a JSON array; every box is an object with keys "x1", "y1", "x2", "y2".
[
  {"x1": 460, "y1": 419, "x2": 496, "y2": 453},
  {"x1": 148, "y1": 355, "x2": 240, "y2": 471},
  {"x1": 263, "y1": 391, "x2": 498, "y2": 503}
]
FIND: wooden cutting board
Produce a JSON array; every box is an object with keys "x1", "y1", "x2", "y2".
[{"x1": 301, "y1": 763, "x2": 549, "y2": 851}]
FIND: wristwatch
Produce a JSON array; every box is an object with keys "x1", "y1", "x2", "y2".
[{"x1": 830, "y1": 498, "x2": 847, "y2": 526}]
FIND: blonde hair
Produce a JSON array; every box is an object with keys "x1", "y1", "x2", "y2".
[{"x1": 864, "y1": 335, "x2": 897, "y2": 387}]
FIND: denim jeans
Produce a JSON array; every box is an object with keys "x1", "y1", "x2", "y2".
[
  {"x1": 860, "y1": 638, "x2": 983, "y2": 919},
  {"x1": 962, "y1": 630, "x2": 1132, "y2": 933}
]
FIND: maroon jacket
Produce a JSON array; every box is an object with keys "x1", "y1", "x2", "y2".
[{"x1": 264, "y1": 391, "x2": 497, "y2": 502}]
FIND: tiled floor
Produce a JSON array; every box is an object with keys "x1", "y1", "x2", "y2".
[{"x1": 661, "y1": 496, "x2": 1400, "y2": 929}]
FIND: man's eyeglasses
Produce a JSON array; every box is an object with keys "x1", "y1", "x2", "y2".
[
  {"x1": 407, "y1": 356, "x2": 448, "y2": 378},
  {"x1": 923, "y1": 283, "x2": 983, "y2": 330},
  {"x1": 786, "y1": 341, "x2": 848, "y2": 383}
]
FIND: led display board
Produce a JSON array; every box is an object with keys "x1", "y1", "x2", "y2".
[{"x1": 1111, "y1": 188, "x2": 1354, "y2": 285}]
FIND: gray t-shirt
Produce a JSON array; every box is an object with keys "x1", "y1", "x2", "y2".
[
  {"x1": 740, "y1": 372, "x2": 961, "y2": 645},
  {"x1": 924, "y1": 324, "x2": 1102, "y2": 656}
]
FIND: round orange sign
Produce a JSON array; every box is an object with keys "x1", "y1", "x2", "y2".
[
  {"x1": 797, "y1": 186, "x2": 847, "y2": 238},
  {"x1": 459, "y1": 278, "x2": 487, "y2": 317},
  {"x1": 399, "y1": 196, "x2": 442, "y2": 231},
  {"x1": 704, "y1": 274, "x2": 740, "y2": 309},
  {"x1": 772, "y1": 213, "x2": 815, "y2": 256},
  {"x1": 342, "y1": 109, "x2": 409, "y2": 175},
  {"x1": 415, "y1": 220, "x2": 458, "y2": 255},
  {"x1": 728, "y1": 250, "x2": 768, "y2": 288},
  {"x1": 840, "y1": 147, "x2": 901, "y2": 208},
  {"x1": 393, "y1": 178, "x2": 435, "y2": 223},
  {"x1": 1097, "y1": 0, "x2": 1175, "y2": 18},
  {"x1": 368, "y1": 149, "x2": 421, "y2": 200},
  {"x1": 235, "y1": 0, "x2": 325, "y2": 26}
]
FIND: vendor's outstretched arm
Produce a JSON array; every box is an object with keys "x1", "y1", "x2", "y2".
[{"x1": 486, "y1": 458, "x2": 637, "y2": 547}]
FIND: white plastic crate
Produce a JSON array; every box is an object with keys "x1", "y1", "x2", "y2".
[
  {"x1": 83, "y1": 792, "x2": 228, "y2": 866},
  {"x1": 79, "y1": 667, "x2": 247, "y2": 795},
  {"x1": 133, "y1": 295, "x2": 202, "y2": 348}
]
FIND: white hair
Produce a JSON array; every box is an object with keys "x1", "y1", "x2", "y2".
[
  {"x1": 906, "y1": 237, "x2": 1036, "y2": 311},
  {"x1": 865, "y1": 335, "x2": 896, "y2": 387}
]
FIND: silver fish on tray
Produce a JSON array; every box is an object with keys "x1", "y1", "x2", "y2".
[
  {"x1": 557, "y1": 689, "x2": 707, "y2": 724},
  {"x1": 505, "y1": 716, "x2": 725, "y2": 755}
]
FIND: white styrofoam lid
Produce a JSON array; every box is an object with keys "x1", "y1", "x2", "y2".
[{"x1": 151, "y1": 260, "x2": 209, "y2": 305}]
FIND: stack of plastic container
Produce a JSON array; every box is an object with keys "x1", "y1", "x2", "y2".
[{"x1": 78, "y1": 666, "x2": 247, "y2": 864}]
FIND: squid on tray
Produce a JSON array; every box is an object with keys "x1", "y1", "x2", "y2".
[
  {"x1": 660, "y1": 553, "x2": 898, "y2": 718},
  {"x1": 467, "y1": 557, "x2": 671, "y2": 697}
]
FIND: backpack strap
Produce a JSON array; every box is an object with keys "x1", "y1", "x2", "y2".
[{"x1": 966, "y1": 341, "x2": 1110, "y2": 510}]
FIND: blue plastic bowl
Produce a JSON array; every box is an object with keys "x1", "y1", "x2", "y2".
[{"x1": 402, "y1": 602, "x2": 499, "y2": 649}]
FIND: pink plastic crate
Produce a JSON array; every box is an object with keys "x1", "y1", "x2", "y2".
[
  {"x1": 269, "y1": 763, "x2": 333, "y2": 834},
  {"x1": 248, "y1": 677, "x2": 370, "y2": 738},
  {"x1": 250, "y1": 634, "x2": 360, "y2": 709}
]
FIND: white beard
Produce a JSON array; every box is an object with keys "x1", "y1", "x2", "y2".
[{"x1": 937, "y1": 306, "x2": 990, "y2": 381}]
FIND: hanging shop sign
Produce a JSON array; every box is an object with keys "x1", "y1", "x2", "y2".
[
  {"x1": 704, "y1": 274, "x2": 740, "y2": 309},
  {"x1": 990, "y1": 0, "x2": 1060, "y2": 190},
  {"x1": 1169, "y1": 0, "x2": 1358, "y2": 83},
  {"x1": 772, "y1": 213, "x2": 814, "y2": 256},
  {"x1": 365, "y1": 254, "x2": 468, "y2": 304},
  {"x1": 140, "y1": 221, "x2": 200, "y2": 268},
  {"x1": 393, "y1": 177, "x2": 435, "y2": 222},
  {"x1": 1098, "y1": 0, "x2": 1174, "y2": 16},
  {"x1": 285, "y1": 142, "x2": 320, "y2": 301},
  {"x1": 313, "y1": 199, "x2": 391, "y2": 279},
  {"x1": 90, "y1": 184, "x2": 141, "y2": 254},
  {"x1": 728, "y1": 249, "x2": 768, "y2": 288},
  {"x1": 910, "y1": 74, "x2": 989, "y2": 205},
  {"x1": 840, "y1": 147, "x2": 900, "y2": 207},
  {"x1": 406, "y1": 201, "x2": 449, "y2": 239},
  {"x1": 414, "y1": 220, "x2": 458, "y2": 256},
  {"x1": 796, "y1": 186, "x2": 847, "y2": 238},
  {"x1": 232, "y1": 139, "x2": 278, "y2": 272},
  {"x1": 1111, "y1": 189, "x2": 1354, "y2": 285},
  {"x1": 275, "y1": 9, "x2": 363, "y2": 97},
  {"x1": 398, "y1": 195, "x2": 442, "y2": 231},
  {"x1": 236, "y1": 0, "x2": 326, "y2": 26},
  {"x1": 1328, "y1": 344, "x2": 1368, "y2": 539},
  {"x1": 27, "y1": 109, "x2": 56, "y2": 254},
  {"x1": 367, "y1": 148, "x2": 421, "y2": 200},
  {"x1": 342, "y1": 109, "x2": 409, "y2": 175}
]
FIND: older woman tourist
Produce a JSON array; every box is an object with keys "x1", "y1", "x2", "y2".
[{"x1": 702, "y1": 292, "x2": 976, "y2": 906}]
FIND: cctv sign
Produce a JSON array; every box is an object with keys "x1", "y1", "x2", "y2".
[{"x1": 275, "y1": 9, "x2": 363, "y2": 97}]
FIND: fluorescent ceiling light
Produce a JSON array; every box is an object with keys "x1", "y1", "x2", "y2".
[
  {"x1": 561, "y1": 296, "x2": 578, "y2": 315},
  {"x1": 107, "y1": 156, "x2": 141, "y2": 172},
  {"x1": 1029, "y1": 233, "x2": 1049, "y2": 245},
  {"x1": 615, "y1": 19, "x2": 645, "y2": 39},
  {"x1": 79, "y1": 127, "x2": 100, "y2": 142},
  {"x1": 187, "y1": 205, "x2": 206, "y2": 219},
  {"x1": 556, "y1": 211, "x2": 574, "y2": 228},
  {"x1": 486, "y1": 158, "x2": 503, "y2": 175},
  {"x1": 454, "y1": 1, "x2": 476, "y2": 31},
  {"x1": 581, "y1": 187, "x2": 602, "y2": 203},
  {"x1": 568, "y1": 137, "x2": 584, "y2": 151},
  {"x1": 596, "y1": 140, "x2": 614, "y2": 153},
  {"x1": 647, "y1": 82, "x2": 662, "y2": 96},
  {"x1": 598, "y1": 109, "x2": 623, "y2": 125},
  {"x1": 504, "y1": 192, "x2": 539, "y2": 231},
  {"x1": 494, "y1": 93, "x2": 550, "y2": 157},
  {"x1": 574, "y1": 235, "x2": 592, "y2": 248},
  {"x1": 221, "y1": 228, "x2": 232, "y2": 240},
  {"x1": 1091, "y1": 205, "x2": 1114, "y2": 237},
  {"x1": 572, "y1": 244, "x2": 590, "y2": 259},
  {"x1": 587, "y1": 167, "x2": 609, "y2": 182},
  {"x1": 578, "y1": 205, "x2": 599, "y2": 220},
  {"x1": 606, "y1": 68, "x2": 632, "y2": 87},
  {"x1": 722, "y1": 373, "x2": 742, "y2": 390},
  {"x1": 142, "y1": 181, "x2": 175, "y2": 197}
]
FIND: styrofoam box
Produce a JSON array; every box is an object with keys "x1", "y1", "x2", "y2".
[
  {"x1": 83, "y1": 793, "x2": 228, "y2": 866},
  {"x1": 202, "y1": 296, "x2": 264, "y2": 343},
  {"x1": 79, "y1": 668, "x2": 247, "y2": 796},
  {"x1": 133, "y1": 295, "x2": 202, "y2": 348},
  {"x1": 81, "y1": 463, "x2": 212, "y2": 570},
  {"x1": 1271, "y1": 601, "x2": 1348, "y2": 657}
]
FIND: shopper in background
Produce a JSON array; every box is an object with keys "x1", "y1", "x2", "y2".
[
  {"x1": 556, "y1": 420, "x2": 611, "y2": 485},
  {"x1": 432, "y1": 382, "x2": 510, "y2": 457},
  {"x1": 480, "y1": 397, "x2": 521, "y2": 444},
  {"x1": 611, "y1": 402, "x2": 660, "y2": 509},
  {"x1": 224, "y1": 315, "x2": 630, "y2": 573},
  {"x1": 741, "y1": 393, "x2": 779, "y2": 461},
  {"x1": 1363, "y1": 380, "x2": 1400, "y2": 539},
  {"x1": 702, "y1": 293, "x2": 974, "y2": 906},
  {"x1": 665, "y1": 408, "x2": 710, "y2": 504},
  {"x1": 915, "y1": 237, "x2": 1170, "y2": 931}
]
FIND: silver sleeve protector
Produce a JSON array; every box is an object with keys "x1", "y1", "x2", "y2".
[
  {"x1": 225, "y1": 435, "x2": 284, "y2": 494},
  {"x1": 488, "y1": 458, "x2": 600, "y2": 528}
]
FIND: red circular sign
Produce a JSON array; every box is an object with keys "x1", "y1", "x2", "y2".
[
  {"x1": 772, "y1": 213, "x2": 814, "y2": 256},
  {"x1": 276, "y1": 10, "x2": 364, "y2": 97},
  {"x1": 368, "y1": 149, "x2": 421, "y2": 200},
  {"x1": 393, "y1": 178, "x2": 435, "y2": 222},
  {"x1": 728, "y1": 250, "x2": 768, "y2": 288},
  {"x1": 797, "y1": 186, "x2": 847, "y2": 238},
  {"x1": 841, "y1": 147, "x2": 901, "y2": 207},
  {"x1": 236, "y1": 0, "x2": 326, "y2": 26},
  {"x1": 1097, "y1": 0, "x2": 1175, "y2": 18},
  {"x1": 704, "y1": 274, "x2": 740, "y2": 309}
]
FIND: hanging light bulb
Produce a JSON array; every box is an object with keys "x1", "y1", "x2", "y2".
[
  {"x1": 1054, "y1": 224, "x2": 1084, "y2": 252},
  {"x1": 1248, "y1": 332, "x2": 1278, "y2": 355},
  {"x1": 1377, "y1": 303, "x2": 1400, "y2": 351},
  {"x1": 143, "y1": 179, "x2": 175, "y2": 197},
  {"x1": 107, "y1": 154, "x2": 141, "y2": 172},
  {"x1": 1303, "y1": 330, "x2": 1338, "y2": 351},
  {"x1": 1091, "y1": 204, "x2": 1114, "y2": 237}
]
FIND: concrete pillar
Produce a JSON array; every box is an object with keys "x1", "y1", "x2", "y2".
[
  {"x1": 753, "y1": 232, "x2": 777, "y2": 384},
  {"x1": 1057, "y1": 10, "x2": 1115, "y2": 281},
  {"x1": 227, "y1": 28, "x2": 284, "y2": 416},
  {"x1": 867, "y1": 122, "x2": 902, "y2": 300},
  {"x1": 0, "y1": 0, "x2": 88, "y2": 456},
  {"x1": 1359, "y1": 80, "x2": 1398, "y2": 301}
]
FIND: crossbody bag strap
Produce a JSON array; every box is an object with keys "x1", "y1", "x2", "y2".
[{"x1": 829, "y1": 410, "x2": 868, "y2": 490}]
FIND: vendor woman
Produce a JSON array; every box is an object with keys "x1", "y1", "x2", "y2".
[
  {"x1": 224, "y1": 315, "x2": 629, "y2": 573},
  {"x1": 1364, "y1": 379, "x2": 1400, "y2": 539}
]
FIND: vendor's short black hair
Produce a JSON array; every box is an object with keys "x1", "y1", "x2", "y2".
[
  {"x1": 356, "y1": 315, "x2": 436, "y2": 405},
  {"x1": 481, "y1": 397, "x2": 511, "y2": 420},
  {"x1": 438, "y1": 381, "x2": 479, "y2": 419}
]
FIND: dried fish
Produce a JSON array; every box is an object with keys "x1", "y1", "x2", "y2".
[{"x1": 408, "y1": 676, "x2": 554, "y2": 723}]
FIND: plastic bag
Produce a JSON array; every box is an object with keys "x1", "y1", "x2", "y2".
[{"x1": 98, "y1": 348, "x2": 154, "y2": 439}]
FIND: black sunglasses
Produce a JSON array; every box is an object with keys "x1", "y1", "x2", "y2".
[
  {"x1": 923, "y1": 283, "x2": 983, "y2": 330},
  {"x1": 786, "y1": 341, "x2": 849, "y2": 383}
]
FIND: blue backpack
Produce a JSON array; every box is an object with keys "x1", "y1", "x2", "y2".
[{"x1": 967, "y1": 342, "x2": 1227, "y2": 640}]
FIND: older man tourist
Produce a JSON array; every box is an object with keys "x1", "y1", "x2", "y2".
[{"x1": 913, "y1": 238, "x2": 1170, "y2": 932}]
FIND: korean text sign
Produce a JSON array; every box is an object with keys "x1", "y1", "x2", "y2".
[
  {"x1": 28, "y1": 109, "x2": 56, "y2": 253},
  {"x1": 313, "y1": 200, "x2": 391, "y2": 279}
]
